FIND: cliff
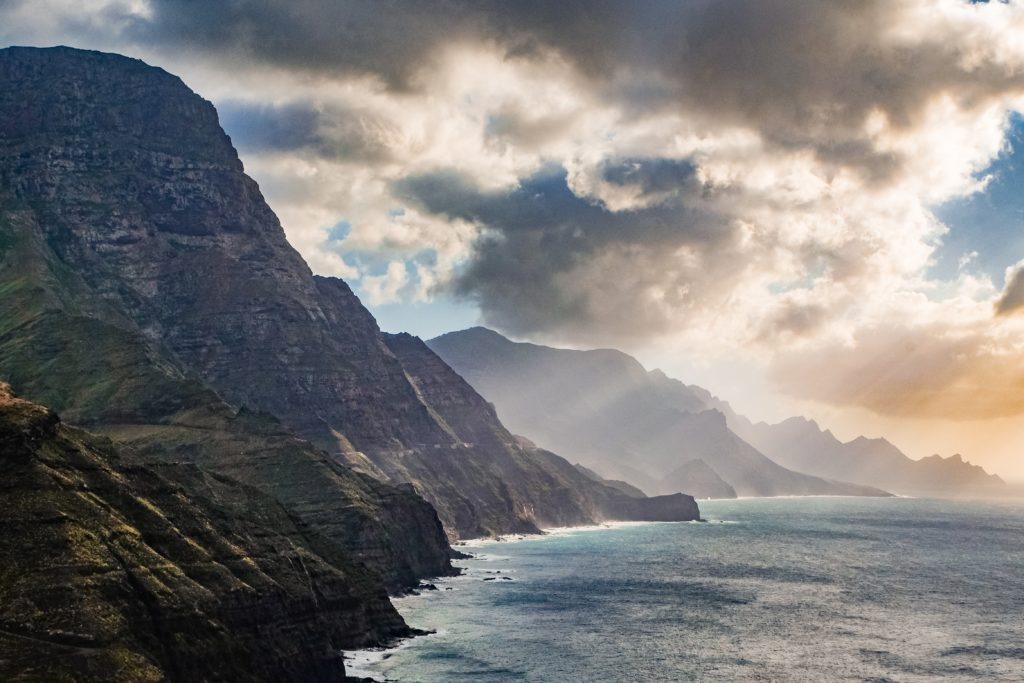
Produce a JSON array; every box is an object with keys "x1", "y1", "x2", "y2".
[
  {"x1": 0, "y1": 46, "x2": 454, "y2": 591},
  {"x1": 0, "y1": 384, "x2": 411, "y2": 682},
  {"x1": 0, "y1": 46, "x2": 698, "y2": 542}
]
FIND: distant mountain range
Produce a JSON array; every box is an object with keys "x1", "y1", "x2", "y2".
[
  {"x1": 728, "y1": 415, "x2": 1004, "y2": 497},
  {"x1": 429, "y1": 327, "x2": 1004, "y2": 498}
]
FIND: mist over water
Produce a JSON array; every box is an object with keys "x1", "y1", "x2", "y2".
[{"x1": 351, "y1": 498, "x2": 1024, "y2": 682}]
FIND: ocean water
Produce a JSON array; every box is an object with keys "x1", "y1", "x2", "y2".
[{"x1": 348, "y1": 497, "x2": 1024, "y2": 682}]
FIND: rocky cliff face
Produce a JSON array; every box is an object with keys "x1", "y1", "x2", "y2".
[
  {"x1": 0, "y1": 46, "x2": 454, "y2": 591},
  {"x1": 0, "y1": 46, "x2": 468, "y2": 456},
  {"x1": 0, "y1": 384, "x2": 411, "y2": 682},
  {"x1": 0, "y1": 46, "x2": 698, "y2": 541}
]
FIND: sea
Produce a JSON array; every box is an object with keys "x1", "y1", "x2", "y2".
[{"x1": 346, "y1": 497, "x2": 1024, "y2": 682}]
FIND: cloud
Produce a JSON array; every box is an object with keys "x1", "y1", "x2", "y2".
[
  {"x1": 393, "y1": 165, "x2": 735, "y2": 339},
  {"x1": 996, "y1": 261, "x2": 1024, "y2": 315},
  {"x1": 360, "y1": 261, "x2": 410, "y2": 305},
  {"x1": 5, "y1": 0, "x2": 1024, "y2": 421},
  {"x1": 485, "y1": 102, "x2": 579, "y2": 150},
  {"x1": 218, "y1": 100, "x2": 398, "y2": 163},
  {"x1": 119, "y1": 1, "x2": 487, "y2": 90},
  {"x1": 106, "y1": 1, "x2": 1024, "y2": 177},
  {"x1": 600, "y1": 158, "x2": 698, "y2": 198}
]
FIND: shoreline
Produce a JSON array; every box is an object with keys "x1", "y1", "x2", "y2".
[
  {"x1": 455, "y1": 518, "x2": 684, "y2": 547},
  {"x1": 344, "y1": 519, "x2": 685, "y2": 680},
  {"x1": 725, "y1": 493, "x2": 916, "y2": 500},
  {"x1": 341, "y1": 497, "x2": 1018, "y2": 680}
]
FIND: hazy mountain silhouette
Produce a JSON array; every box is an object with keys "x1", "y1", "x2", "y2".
[{"x1": 429, "y1": 327, "x2": 888, "y2": 498}]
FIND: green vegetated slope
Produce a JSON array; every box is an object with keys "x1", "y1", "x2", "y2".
[{"x1": 0, "y1": 384, "x2": 410, "y2": 682}]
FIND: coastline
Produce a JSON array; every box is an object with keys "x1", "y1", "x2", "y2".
[
  {"x1": 344, "y1": 500, "x2": 918, "y2": 677},
  {"x1": 342, "y1": 498, "x2": 1024, "y2": 681},
  {"x1": 343, "y1": 519, "x2": 688, "y2": 680},
  {"x1": 456, "y1": 518, "x2": 684, "y2": 546}
]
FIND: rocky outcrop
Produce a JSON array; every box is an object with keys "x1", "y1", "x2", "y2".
[
  {"x1": 428, "y1": 327, "x2": 889, "y2": 498},
  {"x1": 600, "y1": 492, "x2": 701, "y2": 522},
  {"x1": 0, "y1": 46, "x2": 699, "y2": 542},
  {"x1": 0, "y1": 384, "x2": 412, "y2": 682}
]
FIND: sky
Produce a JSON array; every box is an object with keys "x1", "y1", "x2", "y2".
[{"x1": 3, "y1": 0, "x2": 1024, "y2": 480}]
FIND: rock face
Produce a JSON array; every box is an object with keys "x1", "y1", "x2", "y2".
[
  {"x1": 0, "y1": 45, "x2": 455, "y2": 590},
  {"x1": 0, "y1": 384, "x2": 410, "y2": 682},
  {"x1": 0, "y1": 46, "x2": 698, "y2": 549},
  {"x1": 0, "y1": 204, "x2": 455, "y2": 592},
  {"x1": 428, "y1": 327, "x2": 888, "y2": 498}
]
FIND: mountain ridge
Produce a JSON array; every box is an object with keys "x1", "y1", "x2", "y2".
[
  {"x1": 428, "y1": 327, "x2": 888, "y2": 499},
  {"x1": 727, "y1": 412, "x2": 1005, "y2": 497},
  {"x1": 429, "y1": 327, "x2": 1002, "y2": 498}
]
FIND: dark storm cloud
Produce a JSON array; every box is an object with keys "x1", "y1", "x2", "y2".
[
  {"x1": 394, "y1": 165, "x2": 729, "y2": 335},
  {"x1": 996, "y1": 265, "x2": 1024, "y2": 315},
  {"x1": 394, "y1": 164, "x2": 708, "y2": 236},
  {"x1": 124, "y1": 0, "x2": 489, "y2": 89},
  {"x1": 121, "y1": 1, "x2": 1024, "y2": 174},
  {"x1": 218, "y1": 100, "x2": 395, "y2": 162},
  {"x1": 599, "y1": 158, "x2": 699, "y2": 200},
  {"x1": 219, "y1": 101, "x2": 319, "y2": 153}
]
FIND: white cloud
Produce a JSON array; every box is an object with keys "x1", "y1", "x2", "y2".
[
  {"x1": 360, "y1": 261, "x2": 410, "y2": 306},
  {"x1": 5, "y1": 0, "x2": 1024, "y2": 425}
]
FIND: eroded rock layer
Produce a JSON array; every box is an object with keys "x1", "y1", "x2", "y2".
[{"x1": 0, "y1": 384, "x2": 409, "y2": 682}]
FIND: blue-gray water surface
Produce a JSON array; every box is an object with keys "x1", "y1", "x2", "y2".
[{"x1": 350, "y1": 498, "x2": 1024, "y2": 681}]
